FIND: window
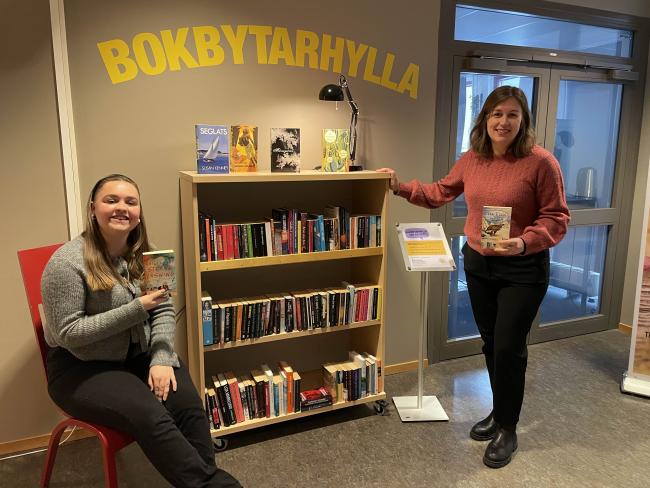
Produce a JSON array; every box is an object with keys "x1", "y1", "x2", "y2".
[{"x1": 455, "y1": 4, "x2": 633, "y2": 57}]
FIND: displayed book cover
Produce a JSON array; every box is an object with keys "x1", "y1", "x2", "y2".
[
  {"x1": 195, "y1": 125, "x2": 229, "y2": 174},
  {"x1": 481, "y1": 206, "x2": 512, "y2": 249},
  {"x1": 230, "y1": 125, "x2": 258, "y2": 172},
  {"x1": 270, "y1": 128, "x2": 301, "y2": 173},
  {"x1": 321, "y1": 129, "x2": 350, "y2": 172},
  {"x1": 141, "y1": 250, "x2": 176, "y2": 295}
]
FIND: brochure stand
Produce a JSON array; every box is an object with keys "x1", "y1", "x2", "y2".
[{"x1": 392, "y1": 222, "x2": 455, "y2": 422}]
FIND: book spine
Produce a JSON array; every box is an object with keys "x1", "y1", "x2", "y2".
[
  {"x1": 212, "y1": 306, "x2": 220, "y2": 345},
  {"x1": 215, "y1": 224, "x2": 224, "y2": 261},
  {"x1": 214, "y1": 383, "x2": 231, "y2": 426},
  {"x1": 204, "y1": 389, "x2": 213, "y2": 429},
  {"x1": 202, "y1": 296, "x2": 213, "y2": 346},
  {"x1": 199, "y1": 214, "x2": 207, "y2": 262}
]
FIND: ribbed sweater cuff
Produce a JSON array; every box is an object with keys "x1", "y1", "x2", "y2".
[{"x1": 396, "y1": 181, "x2": 413, "y2": 198}]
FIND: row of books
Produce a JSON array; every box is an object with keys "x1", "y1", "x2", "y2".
[
  {"x1": 323, "y1": 351, "x2": 383, "y2": 402},
  {"x1": 203, "y1": 362, "x2": 303, "y2": 429},
  {"x1": 201, "y1": 284, "x2": 382, "y2": 346},
  {"x1": 198, "y1": 206, "x2": 381, "y2": 262},
  {"x1": 196, "y1": 125, "x2": 351, "y2": 174},
  {"x1": 203, "y1": 353, "x2": 384, "y2": 430}
]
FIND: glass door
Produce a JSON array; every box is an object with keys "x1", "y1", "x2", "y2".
[
  {"x1": 433, "y1": 57, "x2": 550, "y2": 360},
  {"x1": 433, "y1": 58, "x2": 629, "y2": 360},
  {"x1": 530, "y1": 68, "x2": 625, "y2": 343}
]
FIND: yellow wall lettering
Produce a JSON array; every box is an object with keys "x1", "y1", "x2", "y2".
[
  {"x1": 398, "y1": 62, "x2": 420, "y2": 100},
  {"x1": 268, "y1": 27, "x2": 295, "y2": 66},
  {"x1": 132, "y1": 33, "x2": 167, "y2": 76},
  {"x1": 160, "y1": 28, "x2": 199, "y2": 71},
  {"x1": 345, "y1": 40, "x2": 368, "y2": 78},
  {"x1": 295, "y1": 30, "x2": 319, "y2": 68},
  {"x1": 320, "y1": 34, "x2": 344, "y2": 73},
  {"x1": 363, "y1": 46, "x2": 382, "y2": 85},
  {"x1": 248, "y1": 25, "x2": 273, "y2": 64},
  {"x1": 193, "y1": 26, "x2": 225, "y2": 67},
  {"x1": 221, "y1": 25, "x2": 248, "y2": 64},
  {"x1": 97, "y1": 39, "x2": 138, "y2": 84},
  {"x1": 380, "y1": 52, "x2": 398, "y2": 90},
  {"x1": 97, "y1": 25, "x2": 421, "y2": 99}
]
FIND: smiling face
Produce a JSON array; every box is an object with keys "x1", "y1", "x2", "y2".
[
  {"x1": 91, "y1": 180, "x2": 141, "y2": 241},
  {"x1": 486, "y1": 97, "x2": 523, "y2": 156}
]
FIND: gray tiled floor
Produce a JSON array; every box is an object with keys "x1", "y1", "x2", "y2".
[{"x1": 1, "y1": 330, "x2": 649, "y2": 487}]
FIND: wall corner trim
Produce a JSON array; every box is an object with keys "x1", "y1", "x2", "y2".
[{"x1": 49, "y1": 0, "x2": 83, "y2": 239}]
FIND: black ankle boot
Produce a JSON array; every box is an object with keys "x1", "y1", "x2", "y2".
[
  {"x1": 470, "y1": 411, "x2": 497, "y2": 441},
  {"x1": 483, "y1": 426, "x2": 517, "y2": 468}
]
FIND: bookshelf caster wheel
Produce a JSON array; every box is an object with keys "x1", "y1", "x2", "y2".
[
  {"x1": 374, "y1": 400, "x2": 389, "y2": 415},
  {"x1": 213, "y1": 438, "x2": 228, "y2": 452}
]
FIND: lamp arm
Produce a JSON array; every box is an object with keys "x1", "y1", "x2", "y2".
[
  {"x1": 339, "y1": 75, "x2": 359, "y2": 115},
  {"x1": 339, "y1": 75, "x2": 359, "y2": 162}
]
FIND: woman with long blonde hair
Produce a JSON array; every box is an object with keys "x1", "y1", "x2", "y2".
[{"x1": 42, "y1": 174, "x2": 241, "y2": 487}]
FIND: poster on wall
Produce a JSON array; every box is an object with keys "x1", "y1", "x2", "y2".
[
  {"x1": 622, "y1": 198, "x2": 650, "y2": 397},
  {"x1": 631, "y1": 229, "x2": 650, "y2": 376}
]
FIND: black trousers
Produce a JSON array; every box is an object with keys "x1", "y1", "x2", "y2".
[
  {"x1": 463, "y1": 243, "x2": 549, "y2": 428},
  {"x1": 46, "y1": 346, "x2": 241, "y2": 488}
]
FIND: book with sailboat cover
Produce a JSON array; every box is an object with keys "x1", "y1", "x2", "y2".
[
  {"x1": 481, "y1": 206, "x2": 512, "y2": 249},
  {"x1": 195, "y1": 124, "x2": 230, "y2": 174}
]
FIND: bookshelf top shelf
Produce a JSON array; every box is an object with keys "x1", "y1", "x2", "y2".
[{"x1": 179, "y1": 170, "x2": 391, "y2": 184}]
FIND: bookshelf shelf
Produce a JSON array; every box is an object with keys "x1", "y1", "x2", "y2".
[
  {"x1": 204, "y1": 320, "x2": 381, "y2": 352},
  {"x1": 199, "y1": 247, "x2": 383, "y2": 272},
  {"x1": 180, "y1": 169, "x2": 389, "y2": 184},
  {"x1": 180, "y1": 171, "x2": 389, "y2": 443},
  {"x1": 210, "y1": 392, "x2": 387, "y2": 436}
]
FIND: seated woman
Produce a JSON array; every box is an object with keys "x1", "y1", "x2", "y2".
[{"x1": 41, "y1": 174, "x2": 241, "y2": 488}]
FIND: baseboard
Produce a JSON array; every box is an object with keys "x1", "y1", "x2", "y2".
[
  {"x1": 618, "y1": 322, "x2": 632, "y2": 335},
  {"x1": 0, "y1": 428, "x2": 93, "y2": 457},
  {"x1": 385, "y1": 359, "x2": 429, "y2": 376}
]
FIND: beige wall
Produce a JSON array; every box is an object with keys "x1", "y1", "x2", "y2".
[
  {"x1": 1, "y1": 0, "x2": 649, "y2": 447},
  {"x1": 0, "y1": 0, "x2": 69, "y2": 443},
  {"x1": 62, "y1": 0, "x2": 441, "y2": 372}
]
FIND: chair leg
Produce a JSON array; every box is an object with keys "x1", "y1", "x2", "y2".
[
  {"x1": 40, "y1": 423, "x2": 68, "y2": 487},
  {"x1": 101, "y1": 443, "x2": 119, "y2": 488}
]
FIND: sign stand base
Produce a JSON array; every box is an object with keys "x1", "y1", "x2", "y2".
[{"x1": 393, "y1": 395, "x2": 449, "y2": 422}]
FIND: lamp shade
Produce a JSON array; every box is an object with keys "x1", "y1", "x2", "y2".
[{"x1": 319, "y1": 84, "x2": 344, "y2": 101}]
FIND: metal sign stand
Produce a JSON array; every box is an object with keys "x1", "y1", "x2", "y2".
[{"x1": 393, "y1": 223, "x2": 451, "y2": 422}]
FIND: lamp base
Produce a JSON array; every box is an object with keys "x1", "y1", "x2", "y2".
[{"x1": 349, "y1": 164, "x2": 363, "y2": 172}]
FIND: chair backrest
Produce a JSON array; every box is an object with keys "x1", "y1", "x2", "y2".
[{"x1": 17, "y1": 244, "x2": 64, "y2": 370}]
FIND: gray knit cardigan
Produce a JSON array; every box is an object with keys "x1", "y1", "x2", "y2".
[{"x1": 41, "y1": 236, "x2": 179, "y2": 367}]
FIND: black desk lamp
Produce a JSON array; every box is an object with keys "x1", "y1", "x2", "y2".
[{"x1": 319, "y1": 74, "x2": 361, "y2": 169}]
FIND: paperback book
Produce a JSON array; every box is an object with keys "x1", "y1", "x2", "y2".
[
  {"x1": 230, "y1": 125, "x2": 258, "y2": 172},
  {"x1": 195, "y1": 125, "x2": 229, "y2": 174},
  {"x1": 481, "y1": 206, "x2": 512, "y2": 249},
  {"x1": 270, "y1": 128, "x2": 301, "y2": 172},
  {"x1": 142, "y1": 250, "x2": 177, "y2": 295},
  {"x1": 321, "y1": 129, "x2": 350, "y2": 172}
]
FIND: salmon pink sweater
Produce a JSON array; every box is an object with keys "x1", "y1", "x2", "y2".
[{"x1": 396, "y1": 145, "x2": 570, "y2": 256}]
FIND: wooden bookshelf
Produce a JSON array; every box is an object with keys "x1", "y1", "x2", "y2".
[{"x1": 180, "y1": 171, "x2": 389, "y2": 439}]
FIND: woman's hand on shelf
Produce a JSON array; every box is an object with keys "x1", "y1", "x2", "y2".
[{"x1": 376, "y1": 168, "x2": 399, "y2": 192}]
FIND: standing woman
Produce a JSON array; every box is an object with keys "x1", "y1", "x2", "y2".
[
  {"x1": 41, "y1": 174, "x2": 241, "y2": 487},
  {"x1": 378, "y1": 86, "x2": 569, "y2": 468}
]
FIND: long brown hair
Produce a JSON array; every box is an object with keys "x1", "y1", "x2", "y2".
[
  {"x1": 469, "y1": 86, "x2": 535, "y2": 159},
  {"x1": 82, "y1": 174, "x2": 150, "y2": 291}
]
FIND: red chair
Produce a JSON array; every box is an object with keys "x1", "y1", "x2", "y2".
[{"x1": 18, "y1": 244, "x2": 134, "y2": 488}]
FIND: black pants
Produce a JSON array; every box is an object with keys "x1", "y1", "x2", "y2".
[
  {"x1": 46, "y1": 347, "x2": 241, "y2": 488},
  {"x1": 463, "y1": 243, "x2": 549, "y2": 428}
]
